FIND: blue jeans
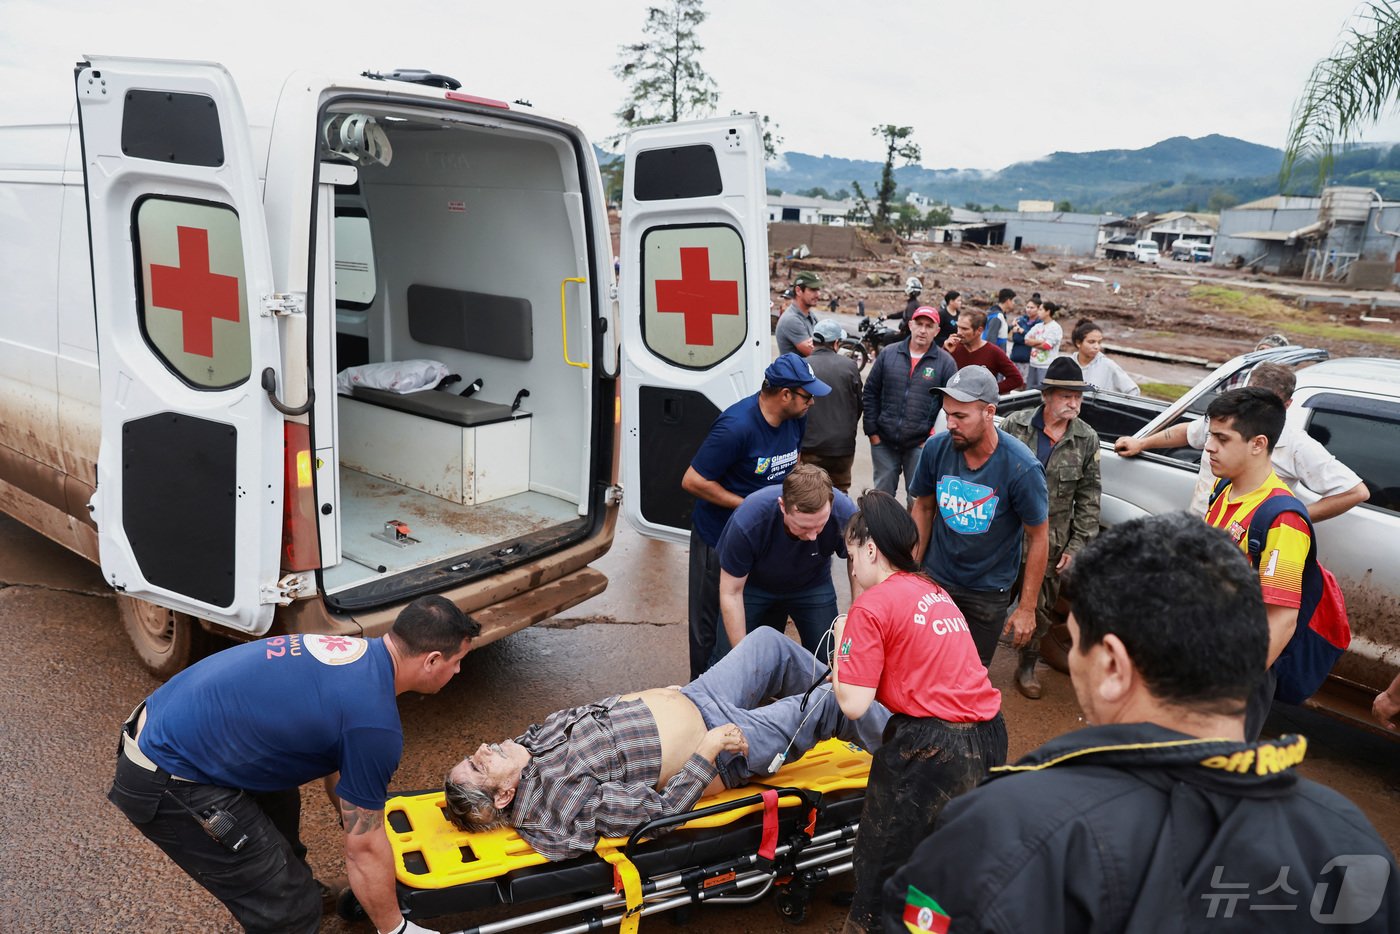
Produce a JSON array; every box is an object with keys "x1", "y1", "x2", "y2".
[
  {"x1": 711, "y1": 575, "x2": 839, "y2": 664},
  {"x1": 682, "y1": 628, "x2": 890, "y2": 788},
  {"x1": 870, "y1": 440, "x2": 924, "y2": 505}
]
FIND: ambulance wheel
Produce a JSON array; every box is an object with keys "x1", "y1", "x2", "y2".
[
  {"x1": 775, "y1": 889, "x2": 808, "y2": 924},
  {"x1": 336, "y1": 888, "x2": 368, "y2": 922},
  {"x1": 117, "y1": 595, "x2": 210, "y2": 680}
]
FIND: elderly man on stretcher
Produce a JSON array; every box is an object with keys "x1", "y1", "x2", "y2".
[{"x1": 443, "y1": 628, "x2": 890, "y2": 861}]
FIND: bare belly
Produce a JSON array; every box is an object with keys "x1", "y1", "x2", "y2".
[{"x1": 619, "y1": 688, "x2": 707, "y2": 788}]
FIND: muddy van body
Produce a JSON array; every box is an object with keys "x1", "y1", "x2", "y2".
[{"x1": 0, "y1": 57, "x2": 769, "y2": 675}]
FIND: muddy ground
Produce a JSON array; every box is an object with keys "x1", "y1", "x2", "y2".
[{"x1": 776, "y1": 238, "x2": 1400, "y2": 367}]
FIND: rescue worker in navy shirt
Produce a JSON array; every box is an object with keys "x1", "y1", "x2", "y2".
[
  {"x1": 681, "y1": 353, "x2": 829, "y2": 678},
  {"x1": 714, "y1": 463, "x2": 856, "y2": 660},
  {"x1": 881, "y1": 514, "x2": 1399, "y2": 933},
  {"x1": 109, "y1": 595, "x2": 480, "y2": 934}
]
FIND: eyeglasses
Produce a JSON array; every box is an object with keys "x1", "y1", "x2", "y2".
[{"x1": 791, "y1": 388, "x2": 815, "y2": 403}]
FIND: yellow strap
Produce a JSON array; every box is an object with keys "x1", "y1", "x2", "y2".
[{"x1": 605, "y1": 850, "x2": 644, "y2": 934}]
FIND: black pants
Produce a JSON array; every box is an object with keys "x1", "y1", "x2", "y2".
[
  {"x1": 109, "y1": 741, "x2": 321, "y2": 933},
  {"x1": 937, "y1": 581, "x2": 1013, "y2": 668},
  {"x1": 687, "y1": 526, "x2": 723, "y2": 680},
  {"x1": 846, "y1": 712, "x2": 1008, "y2": 931}
]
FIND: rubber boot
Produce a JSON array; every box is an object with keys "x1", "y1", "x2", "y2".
[{"x1": 1015, "y1": 656, "x2": 1042, "y2": 700}]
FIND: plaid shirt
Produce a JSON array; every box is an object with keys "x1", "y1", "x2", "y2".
[{"x1": 512, "y1": 695, "x2": 718, "y2": 861}]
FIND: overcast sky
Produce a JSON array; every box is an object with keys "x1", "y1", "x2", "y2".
[{"x1": 5, "y1": 0, "x2": 1400, "y2": 170}]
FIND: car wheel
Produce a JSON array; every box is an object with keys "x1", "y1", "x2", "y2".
[{"x1": 117, "y1": 595, "x2": 211, "y2": 680}]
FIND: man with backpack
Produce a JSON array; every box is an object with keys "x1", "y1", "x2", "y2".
[{"x1": 1202, "y1": 387, "x2": 1332, "y2": 740}]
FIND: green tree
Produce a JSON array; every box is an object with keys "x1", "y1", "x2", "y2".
[
  {"x1": 614, "y1": 0, "x2": 719, "y2": 128},
  {"x1": 1283, "y1": 1, "x2": 1400, "y2": 185},
  {"x1": 926, "y1": 205, "x2": 953, "y2": 227},
  {"x1": 870, "y1": 125, "x2": 921, "y2": 233},
  {"x1": 599, "y1": 156, "x2": 626, "y2": 204},
  {"x1": 1054, "y1": 199, "x2": 1074, "y2": 212},
  {"x1": 730, "y1": 111, "x2": 783, "y2": 160},
  {"x1": 1207, "y1": 190, "x2": 1240, "y2": 213}
]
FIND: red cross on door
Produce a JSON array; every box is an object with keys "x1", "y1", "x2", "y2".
[
  {"x1": 654, "y1": 246, "x2": 740, "y2": 346},
  {"x1": 150, "y1": 225, "x2": 241, "y2": 358}
]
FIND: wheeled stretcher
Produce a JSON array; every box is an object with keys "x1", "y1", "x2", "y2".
[{"x1": 339, "y1": 739, "x2": 871, "y2": 933}]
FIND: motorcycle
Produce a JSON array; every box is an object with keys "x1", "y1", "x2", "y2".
[{"x1": 850, "y1": 315, "x2": 903, "y2": 369}]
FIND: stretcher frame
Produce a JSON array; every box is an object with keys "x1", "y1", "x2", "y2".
[{"x1": 340, "y1": 739, "x2": 871, "y2": 933}]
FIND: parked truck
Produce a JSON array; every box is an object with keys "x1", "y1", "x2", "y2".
[
  {"x1": 998, "y1": 347, "x2": 1400, "y2": 732},
  {"x1": 0, "y1": 56, "x2": 771, "y2": 676}
]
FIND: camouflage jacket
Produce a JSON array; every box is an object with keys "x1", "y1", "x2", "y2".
[{"x1": 1002, "y1": 407, "x2": 1102, "y2": 561}]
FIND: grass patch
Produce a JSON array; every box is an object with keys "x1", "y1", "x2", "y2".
[
  {"x1": 1138, "y1": 381, "x2": 1192, "y2": 402},
  {"x1": 1189, "y1": 285, "x2": 1400, "y2": 349}
]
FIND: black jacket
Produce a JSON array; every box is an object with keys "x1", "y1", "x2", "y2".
[
  {"x1": 882, "y1": 723, "x2": 1399, "y2": 933},
  {"x1": 861, "y1": 339, "x2": 957, "y2": 450}
]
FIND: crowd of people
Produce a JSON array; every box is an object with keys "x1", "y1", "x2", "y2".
[{"x1": 105, "y1": 270, "x2": 1399, "y2": 933}]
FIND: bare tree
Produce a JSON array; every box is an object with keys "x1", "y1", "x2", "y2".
[
  {"x1": 614, "y1": 0, "x2": 719, "y2": 128},
  {"x1": 1283, "y1": 1, "x2": 1400, "y2": 185}
]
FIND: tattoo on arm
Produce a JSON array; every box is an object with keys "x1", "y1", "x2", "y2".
[{"x1": 340, "y1": 801, "x2": 385, "y2": 836}]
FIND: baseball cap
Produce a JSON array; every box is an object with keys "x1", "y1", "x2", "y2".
[
  {"x1": 812, "y1": 319, "x2": 847, "y2": 343},
  {"x1": 1041, "y1": 356, "x2": 1091, "y2": 391},
  {"x1": 937, "y1": 365, "x2": 999, "y2": 404},
  {"x1": 793, "y1": 271, "x2": 823, "y2": 289},
  {"x1": 765, "y1": 352, "x2": 832, "y2": 396},
  {"x1": 910, "y1": 305, "x2": 939, "y2": 323}
]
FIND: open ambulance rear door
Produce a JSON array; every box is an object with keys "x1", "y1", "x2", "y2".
[
  {"x1": 619, "y1": 114, "x2": 770, "y2": 545},
  {"x1": 76, "y1": 56, "x2": 287, "y2": 634}
]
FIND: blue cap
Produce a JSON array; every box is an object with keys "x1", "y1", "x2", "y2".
[{"x1": 764, "y1": 352, "x2": 831, "y2": 396}]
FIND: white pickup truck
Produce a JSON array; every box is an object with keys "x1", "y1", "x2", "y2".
[{"x1": 999, "y1": 347, "x2": 1400, "y2": 732}]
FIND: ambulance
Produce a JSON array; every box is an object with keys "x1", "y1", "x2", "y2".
[{"x1": 0, "y1": 56, "x2": 769, "y2": 676}]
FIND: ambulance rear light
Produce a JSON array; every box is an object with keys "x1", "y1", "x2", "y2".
[
  {"x1": 444, "y1": 90, "x2": 510, "y2": 110},
  {"x1": 281, "y1": 422, "x2": 321, "y2": 572}
]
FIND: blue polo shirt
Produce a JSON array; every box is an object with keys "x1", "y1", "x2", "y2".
[
  {"x1": 716, "y1": 485, "x2": 856, "y2": 592},
  {"x1": 690, "y1": 394, "x2": 805, "y2": 547},
  {"x1": 139, "y1": 635, "x2": 402, "y2": 810},
  {"x1": 909, "y1": 428, "x2": 1048, "y2": 592}
]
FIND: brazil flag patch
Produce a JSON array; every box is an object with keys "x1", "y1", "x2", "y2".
[{"x1": 902, "y1": 883, "x2": 950, "y2": 933}]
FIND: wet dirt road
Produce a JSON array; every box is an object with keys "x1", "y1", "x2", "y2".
[{"x1": 2, "y1": 474, "x2": 1397, "y2": 932}]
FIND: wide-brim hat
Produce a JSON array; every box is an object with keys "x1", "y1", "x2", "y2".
[{"x1": 1041, "y1": 356, "x2": 1092, "y2": 391}]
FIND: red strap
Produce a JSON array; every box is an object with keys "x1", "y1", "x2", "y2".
[{"x1": 758, "y1": 789, "x2": 779, "y2": 861}]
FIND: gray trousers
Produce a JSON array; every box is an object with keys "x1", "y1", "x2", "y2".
[{"x1": 681, "y1": 628, "x2": 890, "y2": 788}]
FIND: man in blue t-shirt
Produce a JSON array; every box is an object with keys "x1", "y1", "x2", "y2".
[
  {"x1": 716, "y1": 464, "x2": 856, "y2": 660},
  {"x1": 681, "y1": 353, "x2": 830, "y2": 678},
  {"x1": 909, "y1": 365, "x2": 1050, "y2": 667},
  {"x1": 108, "y1": 596, "x2": 480, "y2": 934}
]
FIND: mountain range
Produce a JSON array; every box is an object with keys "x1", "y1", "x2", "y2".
[{"x1": 766, "y1": 134, "x2": 1287, "y2": 214}]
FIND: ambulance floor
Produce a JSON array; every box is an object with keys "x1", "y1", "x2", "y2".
[{"x1": 323, "y1": 468, "x2": 581, "y2": 592}]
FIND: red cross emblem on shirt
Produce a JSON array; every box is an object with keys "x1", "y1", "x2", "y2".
[
  {"x1": 654, "y1": 246, "x2": 740, "y2": 346},
  {"x1": 150, "y1": 225, "x2": 241, "y2": 358}
]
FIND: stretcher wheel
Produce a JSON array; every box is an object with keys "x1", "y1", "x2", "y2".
[
  {"x1": 775, "y1": 888, "x2": 808, "y2": 924},
  {"x1": 336, "y1": 888, "x2": 368, "y2": 923}
]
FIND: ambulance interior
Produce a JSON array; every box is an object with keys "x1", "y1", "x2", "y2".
[{"x1": 317, "y1": 104, "x2": 600, "y2": 604}]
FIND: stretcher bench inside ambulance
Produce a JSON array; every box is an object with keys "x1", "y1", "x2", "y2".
[{"x1": 337, "y1": 739, "x2": 871, "y2": 930}]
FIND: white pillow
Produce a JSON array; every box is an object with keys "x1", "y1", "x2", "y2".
[{"x1": 336, "y1": 360, "x2": 449, "y2": 395}]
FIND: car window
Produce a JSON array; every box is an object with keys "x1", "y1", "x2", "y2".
[{"x1": 1303, "y1": 393, "x2": 1400, "y2": 514}]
